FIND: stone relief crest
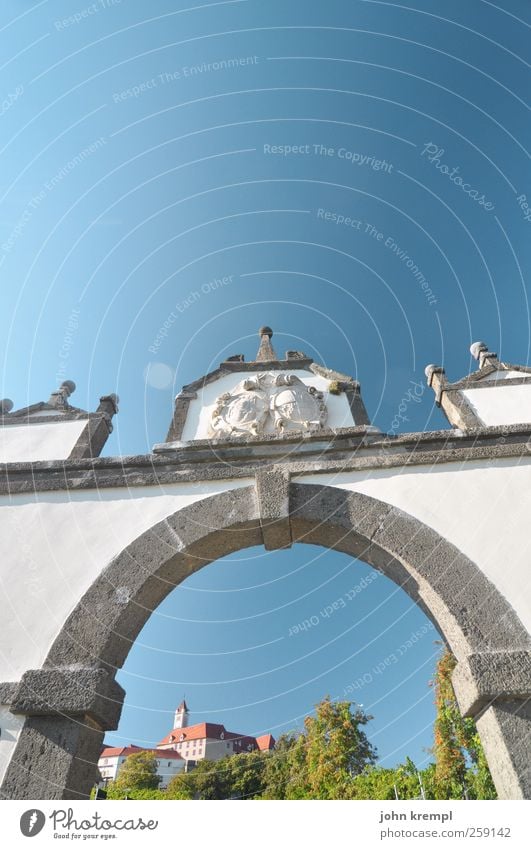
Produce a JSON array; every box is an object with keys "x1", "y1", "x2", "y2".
[{"x1": 209, "y1": 373, "x2": 328, "y2": 438}]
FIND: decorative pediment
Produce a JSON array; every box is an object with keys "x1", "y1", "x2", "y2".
[
  {"x1": 159, "y1": 326, "x2": 371, "y2": 448},
  {"x1": 209, "y1": 372, "x2": 327, "y2": 438}
]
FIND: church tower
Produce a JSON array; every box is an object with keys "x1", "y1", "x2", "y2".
[{"x1": 174, "y1": 699, "x2": 189, "y2": 729}]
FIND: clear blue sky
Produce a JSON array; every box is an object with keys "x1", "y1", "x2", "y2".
[{"x1": 1, "y1": 0, "x2": 530, "y2": 769}]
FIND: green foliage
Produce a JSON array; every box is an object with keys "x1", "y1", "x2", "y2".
[
  {"x1": 351, "y1": 757, "x2": 424, "y2": 800},
  {"x1": 223, "y1": 751, "x2": 266, "y2": 799},
  {"x1": 303, "y1": 697, "x2": 378, "y2": 799},
  {"x1": 261, "y1": 698, "x2": 377, "y2": 800},
  {"x1": 328, "y1": 380, "x2": 343, "y2": 395},
  {"x1": 109, "y1": 751, "x2": 161, "y2": 797},
  {"x1": 259, "y1": 733, "x2": 301, "y2": 800},
  {"x1": 95, "y1": 671, "x2": 496, "y2": 801},
  {"x1": 432, "y1": 651, "x2": 497, "y2": 800},
  {"x1": 166, "y1": 699, "x2": 376, "y2": 801},
  {"x1": 166, "y1": 751, "x2": 266, "y2": 800},
  {"x1": 105, "y1": 784, "x2": 166, "y2": 800}
]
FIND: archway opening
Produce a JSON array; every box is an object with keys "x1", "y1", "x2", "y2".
[{"x1": 103, "y1": 544, "x2": 442, "y2": 787}]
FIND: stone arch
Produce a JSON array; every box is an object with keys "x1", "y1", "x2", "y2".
[{"x1": 2, "y1": 482, "x2": 530, "y2": 800}]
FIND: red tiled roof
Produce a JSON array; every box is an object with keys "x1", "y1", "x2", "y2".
[
  {"x1": 157, "y1": 722, "x2": 227, "y2": 746},
  {"x1": 255, "y1": 734, "x2": 276, "y2": 751},
  {"x1": 100, "y1": 745, "x2": 143, "y2": 758},
  {"x1": 100, "y1": 745, "x2": 183, "y2": 761},
  {"x1": 157, "y1": 723, "x2": 262, "y2": 750}
]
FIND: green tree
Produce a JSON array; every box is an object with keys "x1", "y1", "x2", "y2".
[
  {"x1": 166, "y1": 751, "x2": 266, "y2": 800},
  {"x1": 106, "y1": 751, "x2": 161, "y2": 798},
  {"x1": 303, "y1": 697, "x2": 378, "y2": 799},
  {"x1": 166, "y1": 757, "x2": 228, "y2": 800},
  {"x1": 432, "y1": 650, "x2": 496, "y2": 800},
  {"x1": 259, "y1": 698, "x2": 378, "y2": 800},
  {"x1": 351, "y1": 757, "x2": 427, "y2": 800},
  {"x1": 260, "y1": 733, "x2": 301, "y2": 800},
  {"x1": 222, "y1": 751, "x2": 266, "y2": 799}
]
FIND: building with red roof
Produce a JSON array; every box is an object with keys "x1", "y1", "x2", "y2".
[
  {"x1": 97, "y1": 744, "x2": 185, "y2": 788},
  {"x1": 98, "y1": 702, "x2": 276, "y2": 786},
  {"x1": 155, "y1": 701, "x2": 275, "y2": 765}
]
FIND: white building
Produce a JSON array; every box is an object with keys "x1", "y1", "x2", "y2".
[
  {"x1": 156, "y1": 700, "x2": 275, "y2": 765},
  {"x1": 97, "y1": 744, "x2": 185, "y2": 789}
]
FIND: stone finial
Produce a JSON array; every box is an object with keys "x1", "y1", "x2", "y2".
[
  {"x1": 424, "y1": 365, "x2": 446, "y2": 406},
  {"x1": 255, "y1": 326, "x2": 277, "y2": 362},
  {"x1": 470, "y1": 341, "x2": 488, "y2": 361},
  {"x1": 424, "y1": 364, "x2": 445, "y2": 385},
  {"x1": 470, "y1": 341, "x2": 498, "y2": 369},
  {"x1": 96, "y1": 394, "x2": 119, "y2": 434},
  {"x1": 48, "y1": 380, "x2": 76, "y2": 408},
  {"x1": 97, "y1": 393, "x2": 119, "y2": 417},
  {"x1": 0, "y1": 398, "x2": 14, "y2": 414}
]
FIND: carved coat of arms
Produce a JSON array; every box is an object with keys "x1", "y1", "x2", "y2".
[{"x1": 209, "y1": 373, "x2": 327, "y2": 438}]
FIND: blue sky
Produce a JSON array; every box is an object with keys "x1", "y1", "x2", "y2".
[{"x1": 1, "y1": 0, "x2": 530, "y2": 769}]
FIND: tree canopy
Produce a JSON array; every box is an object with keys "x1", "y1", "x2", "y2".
[
  {"x1": 105, "y1": 750, "x2": 162, "y2": 799},
  {"x1": 100, "y1": 650, "x2": 497, "y2": 801}
]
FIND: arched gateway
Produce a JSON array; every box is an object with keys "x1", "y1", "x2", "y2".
[{"x1": 0, "y1": 330, "x2": 530, "y2": 799}]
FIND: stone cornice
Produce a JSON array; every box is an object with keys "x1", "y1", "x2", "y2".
[{"x1": 1, "y1": 423, "x2": 531, "y2": 494}]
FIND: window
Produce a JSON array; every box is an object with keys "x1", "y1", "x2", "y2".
[
  {"x1": 168, "y1": 762, "x2": 171, "y2": 767},
  {"x1": 103, "y1": 759, "x2": 108, "y2": 764}
]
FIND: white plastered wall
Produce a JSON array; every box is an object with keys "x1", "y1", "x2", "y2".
[
  {"x1": 0, "y1": 479, "x2": 253, "y2": 683},
  {"x1": 0, "y1": 420, "x2": 87, "y2": 462},
  {"x1": 0, "y1": 478, "x2": 252, "y2": 784},
  {"x1": 295, "y1": 457, "x2": 531, "y2": 635},
  {"x1": 462, "y1": 384, "x2": 531, "y2": 426},
  {"x1": 181, "y1": 370, "x2": 355, "y2": 441}
]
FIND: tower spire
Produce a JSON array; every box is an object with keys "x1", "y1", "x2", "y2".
[
  {"x1": 255, "y1": 326, "x2": 277, "y2": 362},
  {"x1": 174, "y1": 699, "x2": 189, "y2": 729}
]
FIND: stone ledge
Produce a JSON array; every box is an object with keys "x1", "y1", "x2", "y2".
[
  {"x1": 8, "y1": 667, "x2": 125, "y2": 730},
  {"x1": 452, "y1": 651, "x2": 531, "y2": 717}
]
